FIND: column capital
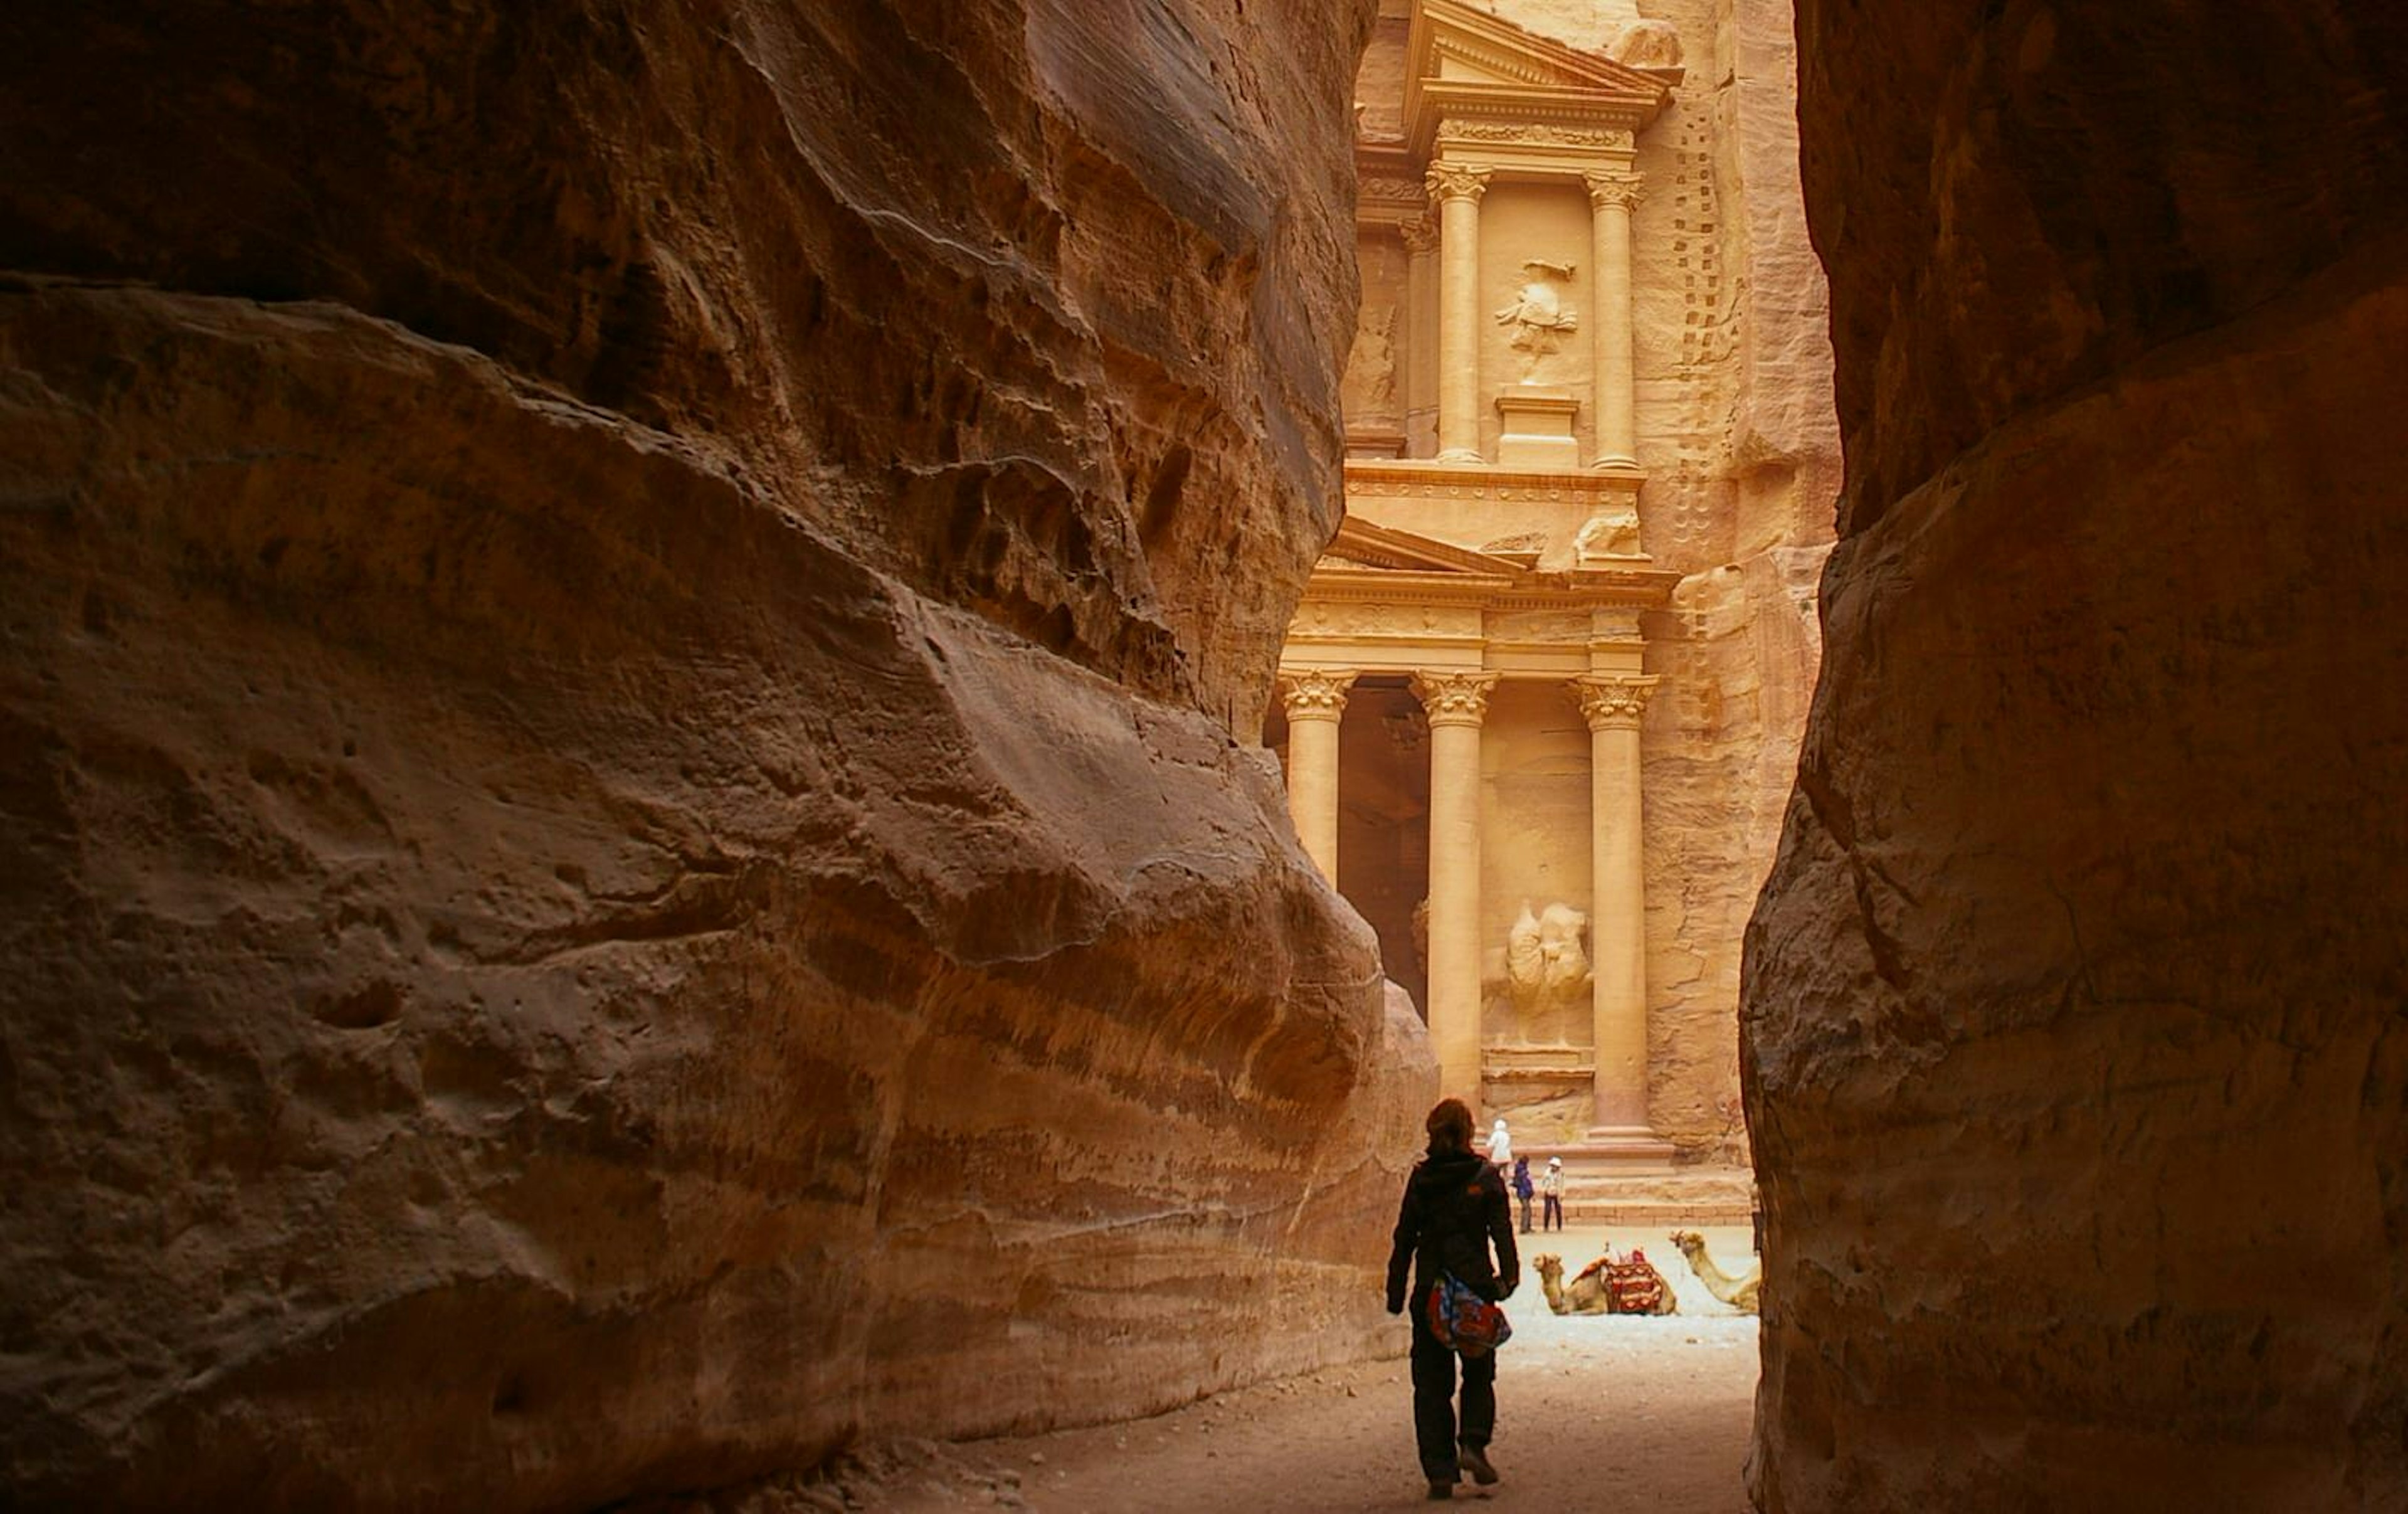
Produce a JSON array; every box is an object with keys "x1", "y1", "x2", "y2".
[
  {"x1": 1571, "y1": 674, "x2": 1660, "y2": 730},
  {"x1": 1398, "y1": 214, "x2": 1441, "y2": 257},
  {"x1": 1412, "y1": 670, "x2": 1499, "y2": 728},
  {"x1": 1278, "y1": 668, "x2": 1358, "y2": 721},
  {"x1": 1582, "y1": 168, "x2": 1644, "y2": 213},
  {"x1": 1425, "y1": 162, "x2": 1493, "y2": 204}
]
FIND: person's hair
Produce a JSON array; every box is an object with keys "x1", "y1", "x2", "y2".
[{"x1": 1425, "y1": 1098, "x2": 1474, "y2": 1154}]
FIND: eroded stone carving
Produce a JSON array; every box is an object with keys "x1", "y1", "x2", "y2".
[
  {"x1": 1506, "y1": 900, "x2": 1590, "y2": 1022},
  {"x1": 1496, "y1": 260, "x2": 1579, "y2": 383},
  {"x1": 1607, "y1": 19, "x2": 1683, "y2": 70},
  {"x1": 1574, "y1": 509, "x2": 1645, "y2": 561}
]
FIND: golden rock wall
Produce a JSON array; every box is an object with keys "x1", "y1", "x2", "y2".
[
  {"x1": 0, "y1": 2, "x2": 1434, "y2": 1507},
  {"x1": 1747, "y1": 2, "x2": 2408, "y2": 1506}
]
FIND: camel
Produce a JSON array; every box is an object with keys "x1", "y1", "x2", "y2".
[
  {"x1": 1533, "y1": 1250, "x2": 1678, "y2": 1316},
  {"x1": 1669, "y1": 1230, "x2": 1762, "y2": 1314},
  {"x1": 1532, "y1": 1252, "x2": 1610, "y2": 1316}
]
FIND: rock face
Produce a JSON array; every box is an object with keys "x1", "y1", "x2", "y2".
[
  {"x1": 1746, "y1": 3, "x2": 2408, "y2": 1508},
  {"x1": 0, "y1": 3, "x2": 1428, "y2": 1509}
]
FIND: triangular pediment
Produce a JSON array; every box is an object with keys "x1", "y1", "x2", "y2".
[
  {"x1": 1320, "y1": 516, "x2": 1524, "y2": 577},
  {"x1": 1410, "y1": 0, "x2": 1676, "y2": 103}
]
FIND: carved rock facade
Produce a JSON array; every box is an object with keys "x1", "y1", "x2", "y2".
[{"x1": 0, "y1": 2, "x2": 1425, "y2": 1508}]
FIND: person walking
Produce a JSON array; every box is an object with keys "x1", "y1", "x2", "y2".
[
  {"x1": 1486, "y1": 1116, "x2": 1512, "y2": 1173},
  {"x1": 1511, "y1": 1155, "x2": 1535, "y2": 1234},
  {"x1": 1387, "y1": 1098, "x2": 1519, "y2": 1500},
  {"x1": 1539, "y1": 1155, "x2": 1565, "y2": 1232}
]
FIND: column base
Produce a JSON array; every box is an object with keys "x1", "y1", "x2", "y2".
[
  {"x1": 1591, "y1": 452, "x2": 1641, "y2": 470},
  {"x1": 1434, "y1": 447, "x2": 1486, "y2": 464}
]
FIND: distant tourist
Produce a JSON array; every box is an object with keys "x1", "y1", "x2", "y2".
[
  {"x1": 1539, "y1": 1156, "x2": 1565, "y2": 1232},
  {"x1": 1511, "y1": 1156, "x2": 1535, "y2": 1234},
  {"x1": 1487, "y1": 1116, "x2": 1512, "y2": 1171},
  {"x1": 1387, "y1": 1098, "x2": 1519, "y2": 1500}
]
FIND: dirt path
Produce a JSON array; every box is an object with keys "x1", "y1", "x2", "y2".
[{"x1": 825, "y1": 1224, "x2": 1760, "y2": 1513}]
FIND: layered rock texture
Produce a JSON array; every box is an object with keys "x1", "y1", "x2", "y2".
[
  {"x1": 1746, "y1": 3, "x2": 2408, "y2": 1508},
  {"x1": 0, "y1": 3, "x2": 1430, "y2": 1508}
]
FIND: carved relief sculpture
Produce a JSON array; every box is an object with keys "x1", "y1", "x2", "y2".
[
  {"x1": 1496, "y1": 260, "x2": 1578, "y2": 383},
  {"x1": 1341, "y1": 302, "x2": 1400, "y2": 419}
]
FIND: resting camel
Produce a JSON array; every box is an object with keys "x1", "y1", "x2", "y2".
[
  {"x1": 1532, "y1": 1252, "x2": 1609, "y2": 1316},
  {"x1": 1668, "y1": 1229, "x2": 1762, "y2": 1314},
  {"x1": 1533, "y1": 1250, "x2": 1677, "y2": 1316}
]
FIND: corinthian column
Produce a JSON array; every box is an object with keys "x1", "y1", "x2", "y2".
[
  {"x1": 1278, "y1": 669, "x2": 1356, "y2": 886},
  {"x1": 1412, "y1": 669, "x2": 1498, "y2": 1108},
  {"x1": 1399, "y1": 215, "x2": 1441, "y2": 458},
  {"x1": 1425, "y1": 163, "x2": 1492, "y2": 464},
  {"x1": 1583, "y1": 169, "x2": 1643, "y2": 468},
  {"x1": 1573, "y1": 674, "x2": 1658, "y2": 1131}
]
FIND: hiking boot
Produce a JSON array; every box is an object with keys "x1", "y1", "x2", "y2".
[
  {"x1": 1426, "y1": 1480, "x2": 1455, "y2": 1500},
  {"x1": 1458, "y1": 1442, "x2": 1499, "y2": 1485}
]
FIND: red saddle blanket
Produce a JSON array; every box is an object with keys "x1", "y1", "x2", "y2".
[{"x1": 1574, "y1": 1249, "x2": 1670, "y2": 1315}]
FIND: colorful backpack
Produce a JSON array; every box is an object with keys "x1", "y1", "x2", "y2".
[{"x1": 1427, "y1": 1273, "x2": 1514, "y2": 1357}]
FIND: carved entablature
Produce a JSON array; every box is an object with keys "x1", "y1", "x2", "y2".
[{"x1": 1439, "y1": 120, "x2": 1632, "y2": 151}]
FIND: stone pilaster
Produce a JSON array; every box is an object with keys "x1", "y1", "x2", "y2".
[{"x1": 1412, "y1": 669, "x2": 1498, "y2": 1108}]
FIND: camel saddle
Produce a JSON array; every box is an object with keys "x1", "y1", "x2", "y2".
[{"x1": 1574, "y1": 1247, "x2": 1670, "y2": 1315}]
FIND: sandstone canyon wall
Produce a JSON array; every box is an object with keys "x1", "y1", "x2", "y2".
[
  {"x1": 1746, "y1": 3, "x2": 2408, "y2": 1508},
  {"x1": 0, "y1": 3, "x2": 1430, "y2": 1509}
]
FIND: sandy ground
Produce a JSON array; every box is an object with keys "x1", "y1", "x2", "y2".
[{"x1": 817, "y1": 1224, "x2": 1761, "y2": 1513}]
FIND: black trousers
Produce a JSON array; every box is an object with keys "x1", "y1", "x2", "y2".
[
  {"x1": 1541, "y1": 1195, "x2": 1563, "y2": 1231},
  {"x1": 1409, "y1": 1284, "x2": 1497, "y2": 1482},
  {"x1": 1516, "y1": 1194, "x2": 1533, "y2": 1232}
]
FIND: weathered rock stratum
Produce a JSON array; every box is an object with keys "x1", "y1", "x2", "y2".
[
  {"x1": 1745, "y1": 3, "x2": 2408, "y2": 1509},
  {"x1": 0, "y1": 3, "x2": 1424, "y2": 1508}
]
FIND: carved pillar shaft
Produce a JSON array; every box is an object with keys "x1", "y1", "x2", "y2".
[
  {"x1": 1574, "y1": 674, "x2": 1657, "y2": 1129},
  {"x1": 1279, "y1": 670, "x2": 1356, "y2": 885},
  {"x1": 1427, "y1": 164, "x2": 1491, "y2": 464},
  {"x1": 1414, "y1": 670, "x2": 1497, "y2": 1109},
  {"x1": 1585, "y1": 170, "x2": 1642, "y2": 468},
  {"x1": 1400, "y1": 216, "x2": 1440, "y2": 459}
]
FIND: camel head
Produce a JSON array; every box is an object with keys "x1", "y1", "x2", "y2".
[
  {"x1": 1669, "y1": 1229, "x2": 1705, "y2": 1257},
  {"x1": 1533, "y1": 1253, "x2": 1564, "y2": 1283}
]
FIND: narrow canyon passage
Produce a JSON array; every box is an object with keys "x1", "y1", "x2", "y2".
[{"x1": 734, "y1": 1224, "x2": 1760, "y2": 1513}]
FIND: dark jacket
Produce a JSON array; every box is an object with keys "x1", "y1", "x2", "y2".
[{"x1": 1385, "y1": 1148, "x2": 1519, "y2": 1313}]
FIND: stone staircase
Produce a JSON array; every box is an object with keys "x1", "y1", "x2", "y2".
[{"x1": 1486, "y1": 1143, "x2": 1757, "y2": 1228}]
